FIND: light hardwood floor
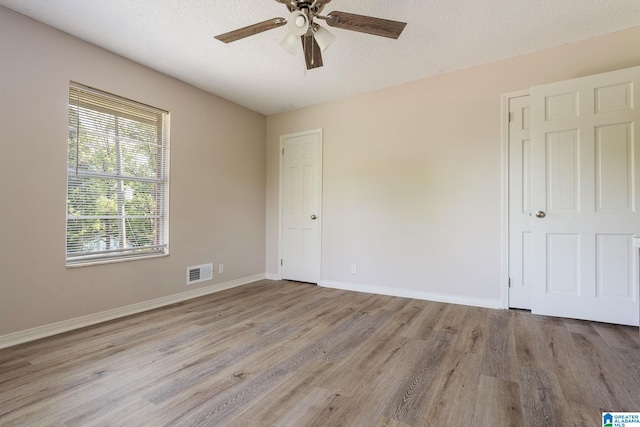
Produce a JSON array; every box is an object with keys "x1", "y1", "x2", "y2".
[{"x1": 0, "y1": 280, "x2": 638, "y2": 426}]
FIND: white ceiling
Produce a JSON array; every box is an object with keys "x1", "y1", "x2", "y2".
[{"x1": 1, "y1": 0, "x2": 639, "y2": 115}]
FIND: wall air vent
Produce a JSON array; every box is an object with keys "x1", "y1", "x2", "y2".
[{"x1": 187, "y1": 263, "x2": 213, "y2": 285}]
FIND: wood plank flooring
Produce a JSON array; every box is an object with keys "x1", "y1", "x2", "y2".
[{"x1": 0, "y1": 280, "x2": 637, "y2": 426}]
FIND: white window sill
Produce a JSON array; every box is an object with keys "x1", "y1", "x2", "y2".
[{"x1": 66, "y1": 252, "x2": 169, "y2": 268}]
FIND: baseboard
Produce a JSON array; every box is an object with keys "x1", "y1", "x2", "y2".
[
  {"x1": 0, "y1": 273, "x2": 266, "y2": 350},
  {"x1": 319, "y1": 280, "x2": 502, "y2": 310},
  {"x1": 265, "y1": 273, "x2": 281, "y2": 281}
]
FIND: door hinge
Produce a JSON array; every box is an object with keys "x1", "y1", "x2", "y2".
[
  {"x1": 508, "y1": 112, "x2": 514, "y2": 123},
  {"x1": 282, "y1": 148, "x2": 284, "y2": 155},
  {"x1": 280, "y1": 259, "x2": 283, "y2": 266},
  {"x1": 508, "y1": 278, "x2": 511, "y2": 288}
]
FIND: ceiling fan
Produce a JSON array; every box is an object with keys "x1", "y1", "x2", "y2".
[{"x1": 214, "y1": 0, "x2": 407, "y2": 70}]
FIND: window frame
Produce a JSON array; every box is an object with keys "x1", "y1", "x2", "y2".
[{"x1": 66, "y1": 82, "x2": 170, "y2": 266}]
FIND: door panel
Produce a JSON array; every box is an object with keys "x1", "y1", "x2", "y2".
[
  {"x1": 281, "y1": 130, "x2": 322, "y2": 283},
  {"x1": 531, "y1": 66, "x2": 640, "y2": 326},
  {"x1": 546, "y1": 130, "x2": 579, "y2": 212},
  {"x1": 546, "y1": 233, "x2": 579, "y2": 295},
  {"x1": 595, "y1": 123, "x2": 633, "y2": 211},
  {"x1": 596, "y1": 234, "x2": 634, "y2": 298}
]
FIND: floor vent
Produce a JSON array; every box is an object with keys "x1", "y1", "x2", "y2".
[{"x1": 187, "y1": 263, "x2": 213, "y2": 285}]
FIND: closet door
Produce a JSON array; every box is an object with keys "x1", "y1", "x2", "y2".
[{"x1": 530, "y1": 66, "x2": 640, "y2": 326}]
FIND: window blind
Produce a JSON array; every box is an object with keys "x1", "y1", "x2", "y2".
[{"x1": 66, "y1": 83, "x2": 169, "y2": 264}]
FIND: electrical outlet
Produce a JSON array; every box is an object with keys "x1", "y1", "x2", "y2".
[
  {"x1": 351, "y1": 264, "x2": 357, "y2": 274},
  {"x1": 218, "y1": 264, "x2": 224, "y2": 274}
]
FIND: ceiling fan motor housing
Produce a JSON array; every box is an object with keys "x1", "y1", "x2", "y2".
[{"x1": 282, "y1": 0, "x2": 330, "y2": 16}]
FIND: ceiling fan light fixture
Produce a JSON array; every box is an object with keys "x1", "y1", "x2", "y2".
[
  {"x1": 313, "y1": 25, "x2": 335, "y2": 52},
  {"x1": 287, "y1": 10, "x2": 309, "y2": 36},
  {"x1": 280, "y1": 31, "x2": 300, "y2": 55}
]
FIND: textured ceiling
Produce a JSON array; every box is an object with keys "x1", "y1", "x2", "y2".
[{"x1": 1, "y1": 0, "x2": 640, "y2": 115}]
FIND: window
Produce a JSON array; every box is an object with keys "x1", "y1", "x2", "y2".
[{"x1": 66, "y1": 83, "x2": 169, "y2": 265}]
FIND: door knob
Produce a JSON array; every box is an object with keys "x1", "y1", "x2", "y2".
[
  {"x1": 535, "y1": 211, "x2": 546, "y2": 218},
  {"x1": 310, "y1": 215, "x2": 317, "y2": 220}
]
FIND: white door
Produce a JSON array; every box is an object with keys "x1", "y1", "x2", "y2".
[
  {"x1": 531, "y1": 66, "x2": 640, "y2": 326},
  {"x1": 280, "y1": 129, "x2": 322, "y2": 283},
  {"x1": 508, "y1": 95, "x2": 533, "y2": 309}
]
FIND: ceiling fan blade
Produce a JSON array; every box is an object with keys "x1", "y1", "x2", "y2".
[
  {"x1": 325, "y1": 11, "x2": 406, "y2": 39},
  {"x1": 302, "y1": 35, "x2": 323, "y2": 70},
  {"x1": 215, "y1": 18, "x2": 286, "y2": 43}
]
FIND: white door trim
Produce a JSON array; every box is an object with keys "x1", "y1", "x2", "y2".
[
  {"x1": 277, "y1": 128, "x2": 323, "y2": 282},
  {"x1": 501, "y1": 89, "x2": 531, "y2": 309}
]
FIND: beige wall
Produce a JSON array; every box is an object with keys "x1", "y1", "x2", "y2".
[
  {"x1": 0, "y1": 7, "x2": 266, "y2": 335},
  {"x1": 266, "y1": 27, "x2": 640, "y2": 303}
]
